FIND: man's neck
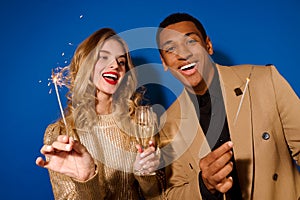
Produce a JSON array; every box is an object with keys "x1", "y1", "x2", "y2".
[{"x1": 187, "y1": 67, "x2": 215, "y2": 95}]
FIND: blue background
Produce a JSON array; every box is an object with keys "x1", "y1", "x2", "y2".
[{"x1": 1, "y1": 0, "x2": 299, "y2": 199}]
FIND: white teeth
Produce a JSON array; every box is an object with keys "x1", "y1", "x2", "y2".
[
  {"x1": 180, "y1": 63, "x2": 196, "y2": 70},
  {"x1": 103, "y1": 74, "x2": 118, "y2": 79}
]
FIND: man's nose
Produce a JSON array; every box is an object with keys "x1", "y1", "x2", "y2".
[{"x1": 176, "y1": 45, "x2": 192, "y2": 60}]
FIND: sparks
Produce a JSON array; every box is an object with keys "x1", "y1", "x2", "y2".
[{"x1": 49, "y1": 66, "x2": 69, "y2": 88}]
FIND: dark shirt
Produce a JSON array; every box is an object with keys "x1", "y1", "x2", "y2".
[{"x1": 187, "y1": 70, "x2": 242, "y2": 200}]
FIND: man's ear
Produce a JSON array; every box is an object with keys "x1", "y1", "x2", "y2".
[
  {"x1": 206, "y1": 36, "x2": 214, "y2": 55},
  {"x1": 160, "y1": 55, "x2": 169, "y2": 71}
]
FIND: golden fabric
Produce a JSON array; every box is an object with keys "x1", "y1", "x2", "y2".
[{"x1": 43, "y1": 113, "x2": 165, "y2": 200}]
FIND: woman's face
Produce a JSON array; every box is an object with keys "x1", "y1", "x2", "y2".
[{"x1": 93, "y1": 38, "x2": 127, "y2": 95}]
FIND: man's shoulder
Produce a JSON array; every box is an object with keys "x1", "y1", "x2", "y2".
[
  {"x1": 216, "y1": 63, "x2": 277, "y2": 78},
  {"x1": 217, "y1": 63, "x2": 274, "y2": 70}
]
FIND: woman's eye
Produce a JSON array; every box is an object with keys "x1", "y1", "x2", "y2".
[
  {"x1": 118, "y1": 61, "x2": 125, "y2": 66},
  {"x1": 117, "y1": 58, "x2": 126, "y2": 66},
  {"x1": 99, "y1": 56, "x2": 108, "y2": 60}
]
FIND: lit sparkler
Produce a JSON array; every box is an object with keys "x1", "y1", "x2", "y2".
[{"x1": 49, "y1": 66, "x2": 70, "y2": 134}]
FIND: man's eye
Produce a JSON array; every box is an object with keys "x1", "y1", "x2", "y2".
[
  {"x1": 187, "y1": 39, "x2": 197, "y2": 45},
  {"x1": 165, "y1": 46, "x2": 175, "y2": 53}
]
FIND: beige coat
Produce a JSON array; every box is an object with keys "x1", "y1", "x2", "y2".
[{"x1": 159, "y1": 64, "x2": 300, "y2": 200}]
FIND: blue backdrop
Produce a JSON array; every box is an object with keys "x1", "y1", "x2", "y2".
[{"x1": 1, "y1": 0, "x2": 299, "y2": 199}]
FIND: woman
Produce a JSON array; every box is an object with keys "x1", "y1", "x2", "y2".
[{"x1": 36, "y1": 28, "x2": 164, "y2": 199}]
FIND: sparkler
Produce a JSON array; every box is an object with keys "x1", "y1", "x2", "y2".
[
  {"x1": 49, "y1": 66, "x2": 80, "y2": 176},
  {"x1": 49, "y1": 66, "x2": 70, "y2": 135}
]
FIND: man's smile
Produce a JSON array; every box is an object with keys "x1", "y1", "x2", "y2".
[{"x1": 179, "y1": 62, "x2": 196, "y2": 71}]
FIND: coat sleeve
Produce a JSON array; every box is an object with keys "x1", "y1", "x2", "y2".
[
  {"x1": 163, "y1": 159, "x2": 203, "y2": 199},
  {"x1": 134, "y1": 169, "x2": 166, "y2": 200},
  {"x1": 270, "y1": 66, "x2": 300, "y2": 166},
  {"x1": 159, "y1": 122, "x2": 203, "y2": 199}
]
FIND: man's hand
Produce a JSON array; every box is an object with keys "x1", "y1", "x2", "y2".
[{"x1": 199, "y1": 141, "x2": 234, "y2": 194}]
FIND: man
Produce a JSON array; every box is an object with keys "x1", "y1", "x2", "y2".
[{"x1": 156, "y1": 12, "x2": 300, "y2": 199}]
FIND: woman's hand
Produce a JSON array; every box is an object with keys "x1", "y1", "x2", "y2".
[
  {"x1": 36, "y1": 135, "x2": 95, "y2": 181},
  {"x1": 133, "y1": 142, "x2": 160, "y2": 175}
]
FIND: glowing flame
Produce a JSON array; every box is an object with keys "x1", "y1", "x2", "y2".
[{"x1": 52, "y1": 75, "x2": 57, "y2": 83}]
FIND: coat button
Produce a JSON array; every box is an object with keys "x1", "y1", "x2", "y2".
[
  {"x1": 273, "y1": 173, "x2": 278, "y2": 181},
  {"x1": 262, "y1": 132, "x2": 270, "y2": 140}
]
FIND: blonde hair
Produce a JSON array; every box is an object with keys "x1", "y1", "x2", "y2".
[{"x1": 58, "y1": 28, "x2": 141, "y2": 137}]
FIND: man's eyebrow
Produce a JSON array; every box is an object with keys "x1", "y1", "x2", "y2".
[
  {"x1": 161, "y1": 40, "x2": 173, "y2": 49},
  {"x1": 185, "y1": 32, "x2": 202, "y2": 38}
]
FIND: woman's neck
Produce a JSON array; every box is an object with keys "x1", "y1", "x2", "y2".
[{"x1": 95, "y1": 91, "x2": 112, "y2": 115}]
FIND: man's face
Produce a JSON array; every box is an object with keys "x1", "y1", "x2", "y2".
[{"x1": 158, "y1": 21, "x2": 214, "y2": 93}]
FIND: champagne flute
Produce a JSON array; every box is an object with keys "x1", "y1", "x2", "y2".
[{"x1": 134, "y1": 105, "x2": 157, "y2": 175}]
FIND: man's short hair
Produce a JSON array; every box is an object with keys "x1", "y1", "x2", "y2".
[{"x1": 156, "y1": 13, "x2": 208, "y2": 49}]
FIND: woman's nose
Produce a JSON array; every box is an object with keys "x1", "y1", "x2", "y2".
[{"x1": 109, "y1": 59, "x2": 119, "y2": 69}]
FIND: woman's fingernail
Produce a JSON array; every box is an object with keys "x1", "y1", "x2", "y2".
[{"x1": 139, "y1": 147, "x2": 144, "y2": 153}]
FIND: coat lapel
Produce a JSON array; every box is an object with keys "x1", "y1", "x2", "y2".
[
  {"x1": 176, "y1": 90, "x2": 211, "y2": 164},
  {"x1": 217, "y1": 64, "x2": 254, "y2": 199}
]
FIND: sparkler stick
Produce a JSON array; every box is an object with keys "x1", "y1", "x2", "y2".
[
  {"x1": 52, "y1": 75, "x2": 68, "y2": 134},
  {"x1": 50, "y1": 67, "x2": 70, "y2": 135},
  {"x1": 233, "y1": 77, "x2": 250, "y2": 126}
]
